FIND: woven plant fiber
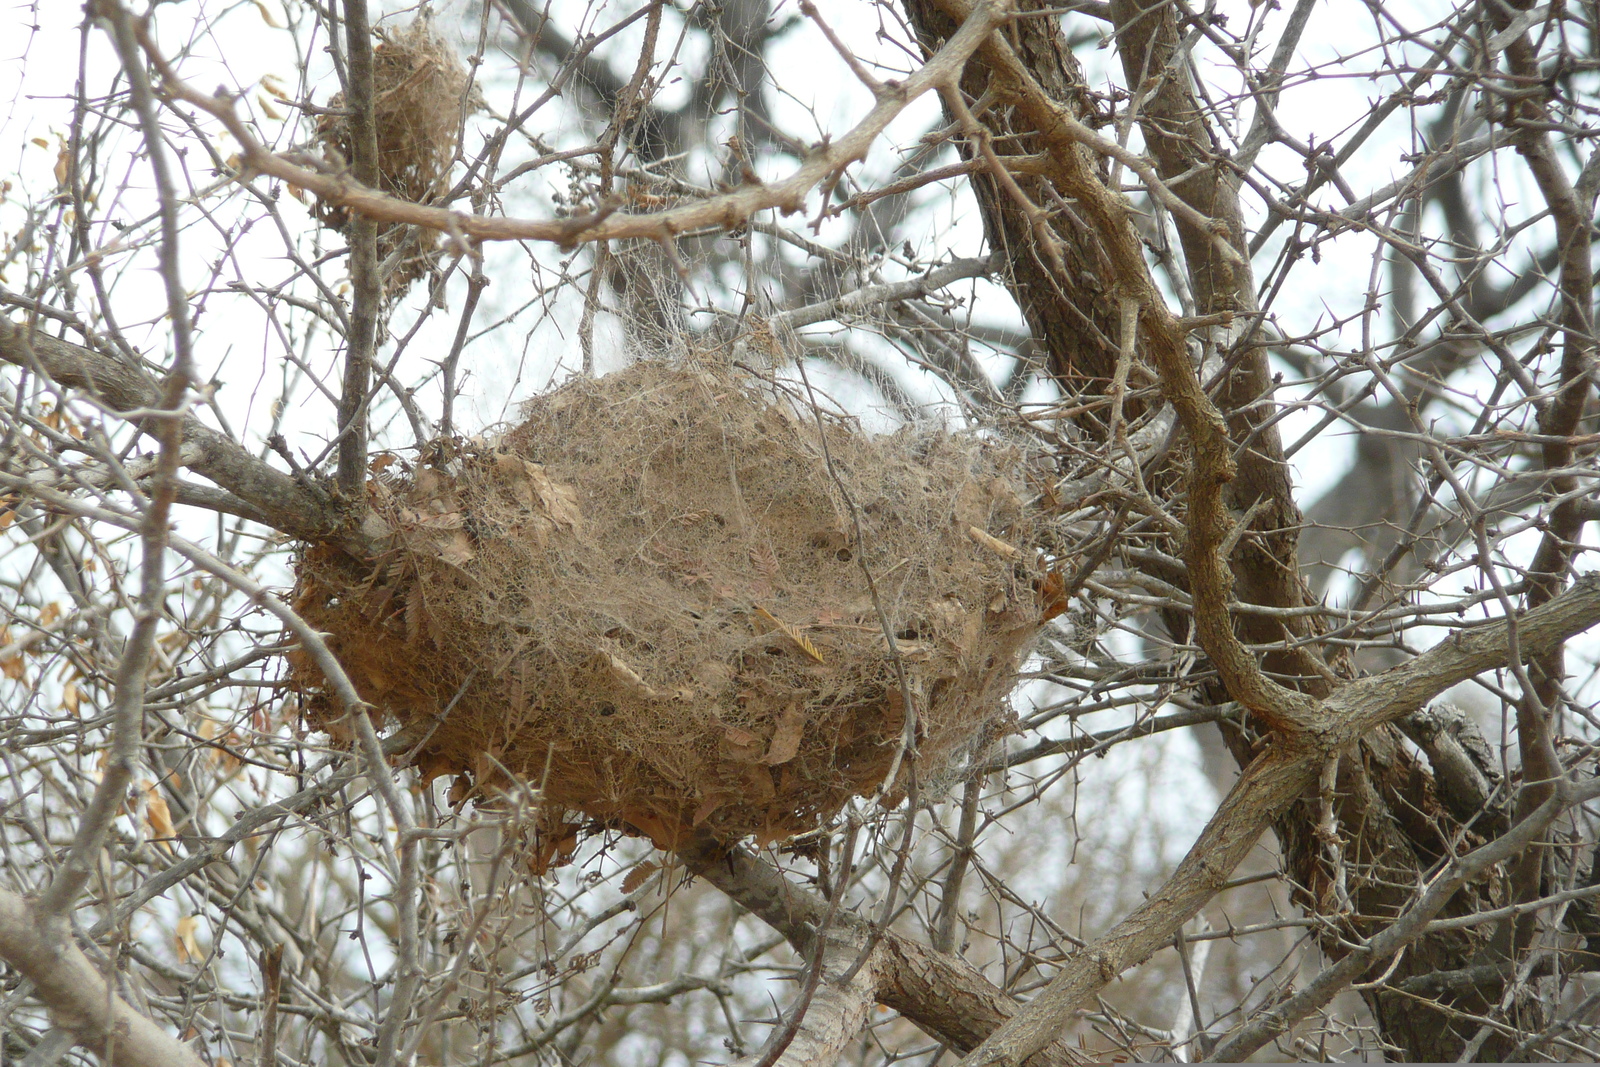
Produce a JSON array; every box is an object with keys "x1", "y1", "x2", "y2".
[{"x1": 293, "y1": 360, "x2": 1055, "y2": 846}]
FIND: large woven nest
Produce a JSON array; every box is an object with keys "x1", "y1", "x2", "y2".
[
  {"x1": 292, "y1": 360, "x2": 1058, "y2": 847},
  {"x1": 314, "y1": 17, "x2": 471, "y2": 294}
]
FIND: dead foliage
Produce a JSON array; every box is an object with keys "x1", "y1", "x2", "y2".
[
  {"x1": 313, "y1": 16, "x2": 472, "y2": 294},
  {"x1": 292, "y1": 360, "x2": 1055, "y2": 848}
]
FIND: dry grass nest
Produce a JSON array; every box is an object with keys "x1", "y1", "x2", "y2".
[
  {"x1": 313, "y1": 17, "x2": 471, "y2": 294},
  {"x1": 291, "y1": 360, "x2": 1066, "y2": 851}
]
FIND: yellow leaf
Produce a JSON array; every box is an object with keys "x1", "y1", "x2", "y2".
[
  {"x1": 30, "y1": 137, "x2": 47, "y2": 149},
  {"x1": 175, "y1": 915, "x2": 201, "y2": 964},
  {"x1": 753, "y1": 606, "x2": 824, "y2": 664}
]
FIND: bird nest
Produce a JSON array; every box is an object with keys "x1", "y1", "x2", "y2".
[
  {"x1": 291, "y1": 360, "x2": 1060, "y2": 847},
  {"x1": 313, "y1": 16, "x2": 472, "y2": 294}
]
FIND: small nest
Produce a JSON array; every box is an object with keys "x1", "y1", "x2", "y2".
[
  {"x1": 292, "y1": 361, "x2": 1059, "y2": 847},
  {"x1": 314, "y1": 17, "x2": 471, "y2": 294}
]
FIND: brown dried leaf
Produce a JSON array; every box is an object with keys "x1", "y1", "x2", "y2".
[
  {"x1": 1038, "y1": 567, "x2": 1071, "y2": 621},
  {"x1": 621, "y1": 860, "x2": 659, "y2": 894},
  {"x1": 967, "y1": 525, "x2": 1021, "y2": 560},
  {"x1": 417, "y1": 511, "x2": 465, "y2": 530},
  {"x1": 692, "y1": 795, "x2": 726, "y2": 827},
  {"x1": 522, "y1": 461, "x2": 582, "y2": 531},
  {"x1": 528, "y1": 823, "x2": 581, "y2": 874},
  {"x1": 753, "y1": 606, "x2": 825, "y2": 664},
  {"x1": 744, "y1": 764, "x2": 776, "y2": 801},
  {"x1": 142, "y1": 780, "x2": 175, "y2": 841},
  {"x1": 404, "y1": 586, "x2": 423, "y2": 646},
  {"x1": 416, "y1": 752, "x2": 457, "y2": 787},
  {"x1": 749, "y1": 542, "x2": 782, "y2": 585},
  {"x1": 411, "y1": 467, "x2": 457, "y2": 512},
  {"x1": 764, "y1": 704, "x2": 805, "y2": 766},
  {"x1": 605, "y1": 653, "x2": 658, "y2": 699},
  {"x1": 175, "y1": 915, "x2": 201, "y2": 964},
  {"x1": 435, "y1": 529, "x2": 475, "y2": 566},
  {"x1": 721, "y1": 726, "x2": 764, "y2": 762}
]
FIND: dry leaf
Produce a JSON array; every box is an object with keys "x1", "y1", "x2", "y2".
[
  {"x1": 38, "y1": 601, "x2": 60, "y2": 627},
  {"x1": 250, "y1": 0, "x2": 282, "y2": 27},
  {"x1": 527, "y1": 823, "x2": 580, "y2": 874},
  {"x1": 764, "y1": 704, "x2": 805, "y2": 766},
  {"x1": 1037, "y1": 567, "x2": 1071, "y2": 621},
  {"x1": 523, "y1": 461, "x2": 582, "y2": 531},
  {"x1": 721, "y1": 726, "x2": 764, "y2": 762},
  {"x1": 434, "y1": 529, "x2": 475, "y2": 567},
  {"x1": 404, "y1": 586, "x2": 423, "y2": 646},
  {"x1": 61, "y1": 680, "x2": 79, "y2": 715},
  {"x1": 175, "y1": 915, "x2": 201, "y2": 964},
  {"x1": 416, "y1": 751, "x2": 457, "y2": 787},
  {"x1": 749, "y1": 542, "x2": 782, "y2": 585},
  {"x1": 967, "y1": 525, "x2": 1021, "y2": 560},
  {"x1": 605, "y1": 653, "x2": 658, "y2": 699},
  {"x1": 142, "y1": 781, "x2": 175, "y2": 845},
  {"x1": 692, "y1": 795, "x2": 725, "y2": 827},
  {"x1": 621, "y1": 860, "x2": 659, "y2": 894},
  {"x1": 743, "y1": 764, "x2": 776, "y2": 801},
  {"x1": 753, "y1": 606, "x2": 825, "y2": 664}
]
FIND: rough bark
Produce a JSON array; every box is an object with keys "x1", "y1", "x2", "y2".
[
  {"x1": 0, "y1": 888, "x2": 207, "y2": 1067},
  {"x1": 0, "y1": 318, "x2": 389, "y2": 557}
]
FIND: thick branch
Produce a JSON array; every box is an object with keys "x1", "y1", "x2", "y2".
[
  {"x1": 0, "y1": 318, "x2": 388, "y2": 557},
  {"x1": 952, "y1": 571, "x2": 1600, "y2": 1066},
  {"x1": 677, "y1": 839, "x2": 1083, "y2": 1065},
  {"x1": 0, "y1": 888, "x2": 206, "y2": 1067},
  {"x1": 1211, "y1": 776, "x2": 1600, "y2": 1061},
  {"x1": 955, "y1": 749, "x2": 1316, "y2": 1065},
  {"x1": 1332, "y1": 572, "x2": 1600, "y2": 739}
]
